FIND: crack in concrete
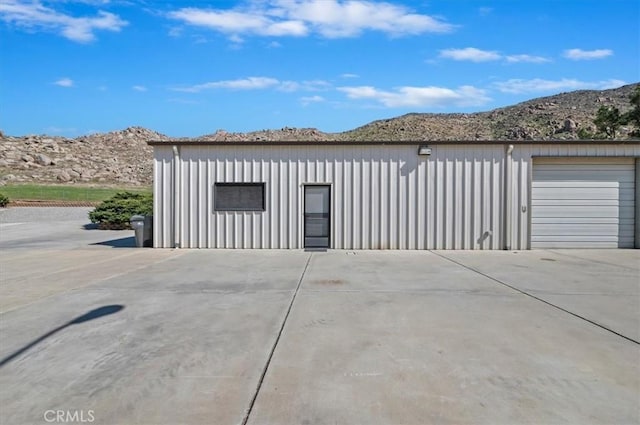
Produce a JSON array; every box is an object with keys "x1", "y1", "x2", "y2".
[{"x1": 548, "y1": 250, "x2": 640, "y2": 272}]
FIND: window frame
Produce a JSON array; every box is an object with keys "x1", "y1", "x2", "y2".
[{"x1": 213, "y1": 182, "x2": 266, "y2": 212}]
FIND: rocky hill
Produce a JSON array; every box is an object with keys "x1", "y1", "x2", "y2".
[
  {"x1": 1, "y1": 83, "x2": 637, "y2": 186},
  {"x1": 0, "y1": 127, "x2": 167, "y2": 186},
  {"x1": 340, "y1": 83, "x2": 639, "y2": 141}
]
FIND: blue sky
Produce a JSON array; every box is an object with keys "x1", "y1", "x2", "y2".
[{"x1": 1, "y1": 0, "x2": 638, "y2": 137}]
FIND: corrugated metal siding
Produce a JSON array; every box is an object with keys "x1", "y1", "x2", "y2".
[
  {"x1": 154, "y1": 144, "x2": 505, "y2": 249},
  {"x1": 152, "y1": 143, "x2": 639, "y2": 250},
  {"x1": 153, "y1": 146, "x2": 174, "y2": 248}
]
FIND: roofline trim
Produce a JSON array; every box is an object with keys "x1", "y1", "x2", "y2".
[{"x1": 148, "y1": 139, "x2": 640, "y2": 146}]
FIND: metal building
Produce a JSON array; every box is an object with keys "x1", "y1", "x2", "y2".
[{"x1": 148, "y1": 140, "x2": 640, "y2": 250}]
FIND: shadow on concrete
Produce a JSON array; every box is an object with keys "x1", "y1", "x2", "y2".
[
  {"x1": 83, "y1": 223, "x2": 99, "y2": 230},
  {"x1": 92, "y1": 236, "x2": 136, "y2": 248},
  {"x1": 0, "y1": 305, "x2": 125, "y2": 368}
]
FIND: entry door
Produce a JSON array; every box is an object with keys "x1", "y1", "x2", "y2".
[{"x1": 304, "y1": 185, "x2": 330, "y2": 248}]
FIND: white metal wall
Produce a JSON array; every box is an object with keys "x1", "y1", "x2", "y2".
[
  {"x1": 153, "y1": 144, "x2": 505, "y2": 249},
  {"x1": 153, "y1": 143, "x2": 639, "y2": 250},
  {"x1": 153, "y1": 147, "x2": 174, "y2": 248}
]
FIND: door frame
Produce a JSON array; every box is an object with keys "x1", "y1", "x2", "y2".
[{"x1": 302, "y1": 183, "x2": 332, "y2": 249}]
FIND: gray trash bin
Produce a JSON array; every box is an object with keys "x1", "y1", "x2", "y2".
[{"x1": 130, "y1": 215, "x2": 153, "y2": 247}]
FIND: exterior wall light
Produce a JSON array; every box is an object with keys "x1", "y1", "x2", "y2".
[{"x1": 418, "y1": 146, "x2": 432, "y2": 156}]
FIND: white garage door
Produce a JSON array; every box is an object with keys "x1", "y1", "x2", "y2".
[{"x1": 531, "y1": 157, "x2": 635, "y2": 248}]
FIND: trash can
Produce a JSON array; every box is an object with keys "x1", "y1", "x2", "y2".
[{"x1": 130, "y1": 215, "x2": 153, "y2": 247}]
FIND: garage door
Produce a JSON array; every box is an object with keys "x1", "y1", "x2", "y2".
[{"x1": 531, "y1": 157, "x2": 635, "y2": 248}]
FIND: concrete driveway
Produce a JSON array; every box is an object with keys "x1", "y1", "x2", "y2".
[{"x1": 0, "y1": 208, "x2": 638, "y2": 425}]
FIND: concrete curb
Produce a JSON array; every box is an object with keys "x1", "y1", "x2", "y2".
[{"x1": 8, "y1": 200, "x2": 100, "y2": 207}]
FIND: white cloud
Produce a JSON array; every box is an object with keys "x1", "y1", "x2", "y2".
[
  {"x1": 168, "y1": 26, "x2": 182, "y2": 37},
  {"x1": 279, "y1": 0, "x2": 454, "y2": 37},
  {"x1": 267, "y1": 40, "x2": 282, "y2": 48},
  {"x1": 133, "y1": 85, "x2": 147, "y2": 92},
  {"x1": 278, "y1": 79, "x2": 331, "y2": 92},
  {"x1": 563, "y1": 48, "x2": 613, "y2": 60},
  {"x1": 338, "y1": 85, "x2": 491, "y2": 108},
  {"x1": 0, "y1": 0, "x2": 127, "y2": 42},
  {"x1": 174, "y1": 77, "x2": 280, "y2": 92},
  {"x1": 174, "y1": 77, "x2": 331, "y2": 93},
  {"x1": 439, "y1": 47, "x2": 551, "y2": 63},
  {"x1": 439, "y1": 47, "x2": 500, "y2": 62},
  {"x1": 494, "y1": 78, "x2": 626, "y2": 94},
  {"x1": 300, "y1": 95, "x2": 325, "y2": 105},
  {"x1": 168, "y1": 0, "x2": 454, "y2": 39},
  {"x1": 54, "y1": 77, "x2": 74, "y2": 87},
  {"x1": 437, "y1": 48, "x2": 550, "y2": 64},
  {"x1": 62, "y1": 0, "x2": 111, "y2": 5},
  {"x1": 505, "y1": 54, "x2": 550, "y2": 63},
  {"x1": 228, "y1": 34, "x2": 244, "y2": 44},
  {"x1": 167, "y1": 8, "x2": 308, "y2": 38},
  {"x1": 340, "y1": 73, "x2": 359, "y2": 79}
]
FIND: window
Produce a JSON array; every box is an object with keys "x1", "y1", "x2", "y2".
[{"x1": 214, "y1": 183, "x2": 265, "y2": 211}]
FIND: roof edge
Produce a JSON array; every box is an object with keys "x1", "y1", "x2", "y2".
[{"x1": 147, "y1": 139, "x2": 640, "y2": 146}]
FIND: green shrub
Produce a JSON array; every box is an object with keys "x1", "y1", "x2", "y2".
[
  {"x1": 89, "y1": 191, "x2": 152, "y2": 229},
  {"x1": 577, "y1": 128, "x2": 594, "y2": 139},
  {"x1": 0, "y1": 193, "x2": 9, "y2": 208}
]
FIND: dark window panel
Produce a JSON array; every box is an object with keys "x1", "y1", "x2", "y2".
[{"x1": 214, "y1": 183, "x2": 265, "y2": 211}]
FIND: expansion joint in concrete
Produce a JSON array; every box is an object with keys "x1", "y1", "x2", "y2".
[
  {"x1": 431, "y1": 251, "x2": 640, "y2": 346},
  {"x1": 241, "y1": 253, "x2": 313, "y2": 425}
]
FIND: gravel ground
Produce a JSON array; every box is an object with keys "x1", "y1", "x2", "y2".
[{"x1": 0, "y1": 207, "x2": 93, "y2": 223}]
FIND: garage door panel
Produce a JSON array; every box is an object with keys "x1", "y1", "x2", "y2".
[
  {"x1": 531, "y1": 203, "x2": 632, "y2": 212},
  {"x1": 533, "y1": 171, "x2": 635, "y2": 181},
  {"x1": 531, "y1": 158, "x2": 635, "y2": 249},
  {"x1": 532, "y1": 217, "x2": 620, "y2": 224},
  {"x1": 533, "y1": 181, "x2": 633, "y2": 188},
  {"x1": 533, "y1": 189, "x2": 621, "y2": 200},
  {"x1": 531, "y1": 207, "x2": 633, "y2": 218},
  {"x1": 532, "y1": 224, "x2": 622, "y2": 236},
  {"x1": 531, "y1": 235, "x2": 619, "y2": 244},
  {"x1": 531, "y1": 240, "x2": 621, "y2": 249},
  {"x1": 532, "y1": 218, "x2": 634, "y2": 225},
  {"x1": 532, "y1": 199, "x2": 619, "y2": 207},
  {"x1": 534, "y1": 165, "x2": 634, "y2": 172},
  {"x1": 534, "y1": 157, "x2": 635, "y2": 165},
  {"x1": 532, "y1": 207, "x2": 620, "y2": 218}
]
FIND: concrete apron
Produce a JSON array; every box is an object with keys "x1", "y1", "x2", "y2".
[
  {"x1": 249, "y1": 250, "x2": 639, "y2": 425},
  {"x1": 0, "y1": 249, "x2": 638, "y2": 425}
]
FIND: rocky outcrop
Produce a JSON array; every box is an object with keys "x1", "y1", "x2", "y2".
[
  {"x1": 197, "y1": 127, "x2": 337, "y2": 141},
  {"x1": 0, "y1": 127, "x2": 168, "y2": 186}
]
